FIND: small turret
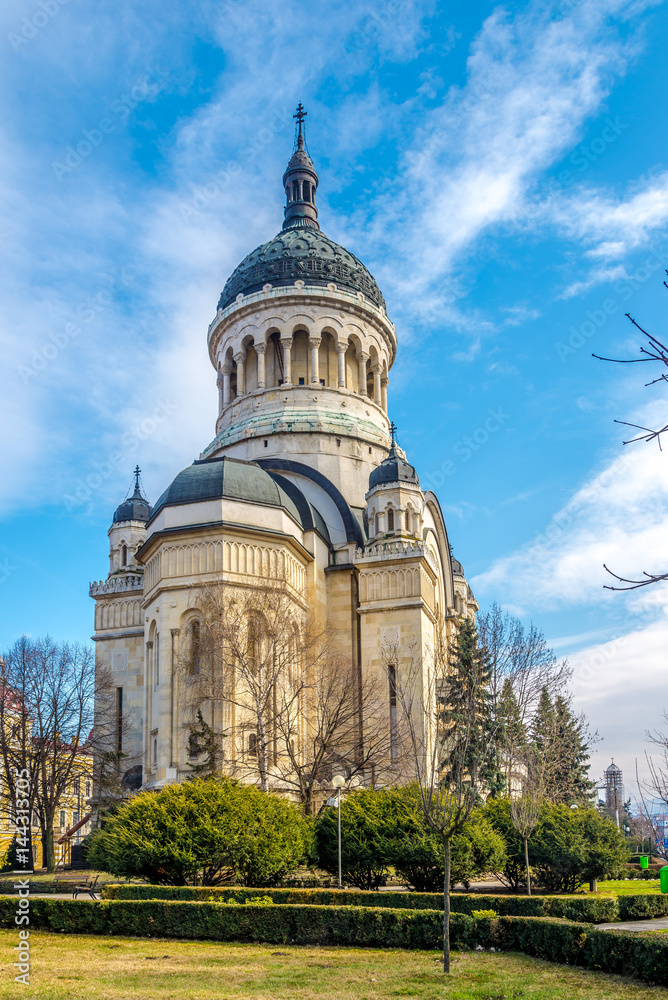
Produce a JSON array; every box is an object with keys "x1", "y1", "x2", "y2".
[
  {"x1": 108, "y1": 468, "x2": 152, "y2": 576},
  {"x1": 366, "y1": 424, "x2": 423, "y2": 541},
  {"x1": 282, "y1": 103, "x2": 319, "y2": 231}
]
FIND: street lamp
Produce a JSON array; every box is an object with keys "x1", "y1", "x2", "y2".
[{"x1": 332, "y1": 774, "x2": 346, "y2": 889}]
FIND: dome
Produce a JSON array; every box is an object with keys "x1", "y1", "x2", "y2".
[
  {"x1": 148, "y1": 456, "x2": 304, "y2": 526},
  {"x1": 217, "y1": 227, "x2": 386, "y2": 313},
  {"x1": 113, "y1": 469, "x2": 152, "y2": 523},
  {"x1": 368, "y1": 444, "x2": 420, "y2": 490}
]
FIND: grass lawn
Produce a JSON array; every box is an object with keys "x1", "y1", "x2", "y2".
[
  {"x1": 595, "y1": 881, "x2": 662, "y2": 896},
  {"x1": 0, "y1": 932, "x2": 666, "y2": 999}
]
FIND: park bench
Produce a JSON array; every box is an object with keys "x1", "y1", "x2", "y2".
[{"x1": 54, "y1": 873, "x2": 99, "y2": 899}]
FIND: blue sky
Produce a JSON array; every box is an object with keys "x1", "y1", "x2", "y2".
[{"x1": 1, "y1": 0, "x2": 668, "y2": 796}]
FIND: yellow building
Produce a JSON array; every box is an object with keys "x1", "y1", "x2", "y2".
[{"x1": 90, "y1": 109, "x2": 478, "y2": 794}]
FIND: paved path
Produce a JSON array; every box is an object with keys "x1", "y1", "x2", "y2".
[{"x1": 599, "y1": 917, "x2": 668, "y2": 932}]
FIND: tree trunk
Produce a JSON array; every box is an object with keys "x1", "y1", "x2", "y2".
[
  {"x1": 443, "y1": 837, "x2": 451, "y2": 973},
  {"x1": 43, "y1": 822, "x2": 55, "y2": 873},
  {"x1": 524, "y1": 835, "x2": 531, "y2": 896}
]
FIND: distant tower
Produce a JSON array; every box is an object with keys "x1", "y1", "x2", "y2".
[{"x1": 605, "y1": 760, "x2": 624, "y2": 826}]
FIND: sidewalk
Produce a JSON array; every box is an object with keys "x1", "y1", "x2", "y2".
[{"x1": 599, "y1": 917, "x2": 668, "y2": 932}]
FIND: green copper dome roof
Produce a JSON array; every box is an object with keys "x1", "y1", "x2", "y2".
[
  {"x1": 148, "y1": 456, "x2": 303, "y2": 526},
  {"x1": 217, "y1": 227, "x2": 386, "y2": 312}
]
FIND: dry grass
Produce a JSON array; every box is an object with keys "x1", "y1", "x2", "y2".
[{"x1": 0, "y1": 931, "x2": 666, "y2": 999}]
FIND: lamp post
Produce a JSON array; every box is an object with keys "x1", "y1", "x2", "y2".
[{"x1": 332, "y1": 774, "x2": 346, "y2": 889}]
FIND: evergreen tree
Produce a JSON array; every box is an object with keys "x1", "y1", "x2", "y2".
[
  {"x1": 530, "y1": 686, "x2": 595, "y2": 805},
  {"x1": 496, "y1": 678, "x2": 526, "y2": 792},
  {"x1": 551, "y1": 695, "x2": 596, "y2": 805},
  {"x1": 442, "y1": 617, "x2": 498, "y2": 794},
  {"x1": 186, "y1": 710, "x2": 222, "y2": 777}
]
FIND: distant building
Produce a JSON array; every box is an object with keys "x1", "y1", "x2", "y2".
[{"x1": 604, "y1": 760, "x2": 624, "y2": 823}]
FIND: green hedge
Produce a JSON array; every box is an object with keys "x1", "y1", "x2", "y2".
[
  {"x1": 100, "y1": 884, "x2": 617, "y2": 923},
  {"x1": 1, "y1": 898, "x2": 668, "y2": 985},
  {"x1": 618, "y1": 894, "x2": 668, "y2": 920}
]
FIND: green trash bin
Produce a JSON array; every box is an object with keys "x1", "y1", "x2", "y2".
[
  {"x1": 661, "y1": 867, "x2": 668, "y2": 894},
  {"x1": 639, "y1": 855, "x2": 649, "y2": 869}
]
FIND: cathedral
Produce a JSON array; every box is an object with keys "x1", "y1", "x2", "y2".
[{"x1": 90, "y1": 108, "x2": 478, "y2": 792}]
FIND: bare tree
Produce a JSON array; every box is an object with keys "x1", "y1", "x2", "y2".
[
  {"x1": 0, "y1": 636, "x2": 129, "y2": 871},
  {"x1": 182, "y1": 580, "x2": 402, "y2": 810},
  {"x1": 395, "y1": 617, "x2": 497, "y2": 973},
  {"x1": 274, "y1": 654, "x2": 403, "y2": 815},
  {"x1": 509, "y1": 751, "x2": 545, "y2": 897},
  {"x1": 476, "y1": 603, "x2": 571, "y2": 787},
  {"x1": 593, "y1": 283, "x2": 668, "y2": 590}
]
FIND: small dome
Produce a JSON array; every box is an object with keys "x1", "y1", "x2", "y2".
[
  {"x1": 113, "y1": 469, "x2": 152, "y2": 523},
  {"x1": 368, "y1": 445, "x2": 420, "y2": 490},
  {"x1": 217, "y1": 227, "x2": 386, "y2": 313},
  {"x1": 452, "y1": 558, "x2": 464, "y2": 576},
  {"x1": 149, "y1": 456, "x2": 304, "y2": 526}
]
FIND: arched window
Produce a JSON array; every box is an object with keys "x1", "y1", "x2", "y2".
[
  {"x1": 374, "y1": 513, "x2": 379, "y2": 536},
  {"x1": 405, "y1": 510, "x2": 410, "y2": 532},
  {"x1": 248, "y1": 732, "x2": 258, "y2": 757},
  {"x1": 120, "y1": 544, "x2": 127, "y2": 567},
  {"x1": 388, "y1": 664, "x2": 398, "y2": 764},
  {"x1": 292, "y1": 181, "x2": 298, "y2": 201},
  {"x1": 303, "y1": 181, "x2": 310, "y2": 202},
  {"x1": 387, "y1": 508, "x2": 395, "y2": 532},
  {"x1": 190, "y1": 621, "x2": 201, "y2": 675}
]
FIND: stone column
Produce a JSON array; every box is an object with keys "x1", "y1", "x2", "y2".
[
  {"x1": 381, "y1": 376, "x2": 388, "y2": 413},
  {"x1": 233, "y1": 350, "x2": 246, "y2": 396},
  {"x1": 169, "y1": 628, "x2": 179, "y2": 768},
  {"x1": 222, "y1": 364, "x2": 232, "y2": 406},
  {"x1": 357, "y1": 351, "x2": 369, "y2": 396},
  {"x1": 336, "y1": 342, "x2": 347, "y2": 388},
  {"x1": 372, "y1": 364, "x2": 382, "y2": 404},
  {"x1": 255, "y1": 342, "x2": 266, "y2": 389},
  {"x1": 217, "y1": 372, "x2": 224, "y2": 414},
  {"x1": 280, "y1": 335, "x2": 293, "y2": 385},
  {"x1": 309, "y1": 337, "x2": 321, "y2": 384}
]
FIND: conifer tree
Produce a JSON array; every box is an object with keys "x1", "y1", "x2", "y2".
[{"x1": 530, "y1": 686, "x2": 595, "y2": 805}]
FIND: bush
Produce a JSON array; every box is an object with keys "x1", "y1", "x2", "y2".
[
  {"x1": 316, "y1": 786, "x2": 506, "y2": 892},
  {"x1": 3, "y1": 898, "x2": 668, "y2": 985},
  {"x1": 483, "y1": 799, "x2": 629, "y2": 893},
  {"x1": 100, "y1": 884, "x2": 619, "y2": 923},
  {"x1": 88, "y1": 777, "x2": 311, "y2": 886},
  {"x1": 481, "y1": 798, "x2": 531, "y2": 890},
  {"x1": 530, "y1": 805, "x2": 629, "y2": 892},
  {"x1": 315, "y1": 787, "x2": 396, "y2": 889},
  {"x1": 384, "y1": 789, "x2": 507, "y2": 892}
]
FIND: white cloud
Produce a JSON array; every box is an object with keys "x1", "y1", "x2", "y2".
[
  {"x1": 472, "y1": 401, "x2": 668, "y2": 610},
  {"x1": 570, "y1": 618, "x2": 668, "y2": 796}
]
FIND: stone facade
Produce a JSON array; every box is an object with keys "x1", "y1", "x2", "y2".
[{"x1": 90, "y1": 115, "x2": 478, "y2": 794}]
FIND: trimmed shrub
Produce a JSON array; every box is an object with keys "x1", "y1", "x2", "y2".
[
  {"x1": 88, "y1": 777, "x2": 311, "y2": 886},
  {"x1": 100, "y1": 884, "x2": 619, "y2": 923},
  {"x1": 484, "y1": 799, "x2": 629, "y2": 893},
  {"x1": 315, "y1": 788, "x2": 396, "y2": 890},
  {"x1": 618, "y1": 894, "x2": 668, "y2": 920},
  {"x1": 316, "y1": 785, "x2": 506, "y2": 892},
  {"x1": 530, "y1": 805, "x2": 628, "y2": 892},
  {"x1": 2, "y1": 898, "x2": 668, "y2": 985},
  {"x1": 384, "y1": 791, "x2": 507, "y2": 892}
]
